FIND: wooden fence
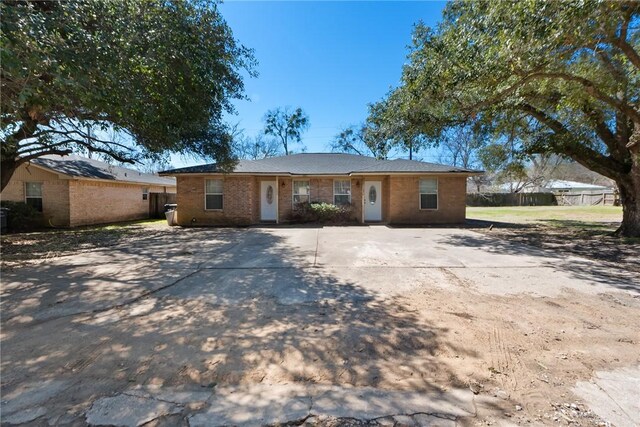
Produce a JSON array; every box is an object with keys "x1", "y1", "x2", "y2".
[
  {"x1": 467, "y1": 191, "x2": 618, "y2": 207},
  {"x1": 466, "y1": 192, "x2": 556, "y2": 207},
  {"x1": 554, "y1": 191, "x2": 617, "y2": 206},
  {"x1": 149, "y1": 192, "x2": 177, "y2": 218}
]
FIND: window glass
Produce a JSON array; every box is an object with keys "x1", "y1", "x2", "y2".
[
  {"x1": 419, "y1": 178, "x2": 438, "y2": 209},
  {"x1": 206, "y1": 179, "x2": 223, "y2": 194},
  {"x1": 206, "y1": 195, "x2": 223, "y2": 210},
  {"x1": 293, "y1": 180, "x2": 310, "y2": 204},
  {"x1": 25, "y1": 182, "x2": 43, "y2": 197},
  {"x1": 205, "y1": 179, "x2": 224, "y2": 210},
  {"x1": 419, "y1": 179, "x2": 437, "y2": 194},
  {"x1": 142, "y1": 187, "x2": 149, "y2": 200},
  {"x1": 266, "y1": 185, "x2": 274, "y2": 204},
  {"x1": 334, "y1": 180, "x2": 351, "y2": 205},
  {"x1": 25, "y1": 182, "x2": 43, "y2": 212}
]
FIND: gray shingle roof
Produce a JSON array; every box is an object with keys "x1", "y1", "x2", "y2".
[
  {"x1": 161, "y1": 153, "x2": 481, "y2": 176},
  {"x1": 32, "y1": 155, "x2": 176, "y2": 186}
]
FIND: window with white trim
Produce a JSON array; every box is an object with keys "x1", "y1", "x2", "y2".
[
  {"x1": 292, "y1": 180, "x2": 310, "y2": 205},
  {"x1": 142, "y1": 187, "x2": 149, "y2": 200},
  {"x1": 205, "y1": 179, "x2": 223, "y2": 210},
  {"x1": 419, "y1": 178, "x2": 438, "y2": 210},
  {"x1": 334, "y1": 180, "x2": 351, "y2": 205},
  {"x1": 25, "y1": 182, "x2": 43, "y2": 212}
]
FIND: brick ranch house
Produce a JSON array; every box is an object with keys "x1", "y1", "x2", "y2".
[
  {"x1": 1, "y1": 155, "x2": 176, "y2": 227},
  {"x1": 160, "y1": 153, "x2": 482, "y2": 226}
]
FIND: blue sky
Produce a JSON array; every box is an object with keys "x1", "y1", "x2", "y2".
[{"x1": 172, "y1": 1, "x2": 447, "y2": 167}]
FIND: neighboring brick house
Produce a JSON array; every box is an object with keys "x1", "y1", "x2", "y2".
[
  {"x1": 1, "y1": 155, "x2": 176, "y2": 227},
  {"x1": 160, "y1": 153, "x2": 481, "y2": 226}
]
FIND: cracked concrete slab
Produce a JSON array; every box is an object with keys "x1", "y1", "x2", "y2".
[
  {"x1": 2, "y1": 406, "x2": 47, "y2": 424},
  {"x1": 311, "y1": 386, "x2": 475, "y2": 419},
  {"x1": 124, "y1": 386, "x2": 212, "y2": 405},
  {"x1": 573, "y1": 365, "x2": 640, "y2": 427},
  {"x1": 189, "y1": 384, "x2": 312, "y2": 427},
  {"x1": 85, "y1": 394, "x2": 181, "y2": 427},
  {"x1": 188, "y1": 384, "x2": 476, "y2": 427},
  {"x1": 0, "y1": 380, "x2": 68, "y2": 422}
]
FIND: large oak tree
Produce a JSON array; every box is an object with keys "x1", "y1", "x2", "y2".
[
  {"x1": 377, "y1": 0, "x2": 640, "y2": 236},
  {"x1": 1, "y1": 0, "x2": 255, "y2": 190}
]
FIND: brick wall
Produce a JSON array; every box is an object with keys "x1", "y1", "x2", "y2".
[
  {"x1": 0, "y1": 164, "x2": 71, "y2": 226},
  {"x1": 175, "y1": 175, "x2": 256, "y2": 226},
  {"x1": 173, "y1": 174, "x2": 467, "y2": 226},
  {"x1": 68, "y1": 180, "x2": 158, "y2": 227},
  {"x1": 278, "y1": 178, "x2": 293, "y2": 221},
  {"x1": 1, "y1": 163, "x2": 176, "y2": 227},
  {"x1": 388, "y1": 175, "x2": 466, "y2": 224}
]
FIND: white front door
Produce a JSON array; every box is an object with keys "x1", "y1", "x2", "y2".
[
  {"x1": 260, "y1": 181, "x2": 277, "y2": 221},
  {"x1": 364, "y1": 181, "x2": 382, "y2": 222}
]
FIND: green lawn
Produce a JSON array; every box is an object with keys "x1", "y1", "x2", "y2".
[{"x1": 467, "y1": 205, "x2": 622, "y2": 226}]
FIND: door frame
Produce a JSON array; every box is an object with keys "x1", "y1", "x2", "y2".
[
  {"x1": 260, "y1": 178, "x2": 279, "y2": 222},
  {"x1": 362, "y1": 180, "x2": 382, "y2": 222}
]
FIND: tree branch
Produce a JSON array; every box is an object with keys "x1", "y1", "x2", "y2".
[
  {"x1": 581, "y1": 106, "x2": 626, "y2": 160},
  {"x1": 610, "y1": 6, "x2": 640, "y2": 71},
  {"x1": 517, "y1": 103, "x2": 628, "y2": 180}
]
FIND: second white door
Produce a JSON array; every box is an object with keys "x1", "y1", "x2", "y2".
[
  {"x1": 364, "y1": 181, "x2": 382, "y2": 222},
  {"x1": 260, "y1": 181, "x2": 277, "y2": 221}
]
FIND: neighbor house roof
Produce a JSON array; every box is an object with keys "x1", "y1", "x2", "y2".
[
  {"x1": 542, "y1": 180, "x2": 612, "y2": 190},
  {"x1": 30, "y1": 155, "x2": 176, "y2": 186},
  {"x1": 160, "y1": 153, "x2": 482, "y2": 176}
]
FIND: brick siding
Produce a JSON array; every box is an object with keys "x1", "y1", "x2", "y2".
[
  {"x1": 1, "y1": 163, "x2": 174, "y2": 227},
  {"x1": 388, "y1": 175, "x2": 466, "y2": 224},
  {"x1": 69, "y1": 181, "x2": 166, "y2": 227},
  {"x1": 1, "y1": 164, "x2": 71, "y2": 226},
  {"x1": 175, "y1": 176, "x2": 256, "y2": 226},
  {"x1": 174, "y1": 174, "x2": 468, "y2": 226}
]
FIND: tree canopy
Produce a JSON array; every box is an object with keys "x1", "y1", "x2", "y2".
[
  {"x1": 263, "y1": 107, "x2": 309, "y2": 155},
  {"x1": 331, "y1": 123, "x2": 391, "y2": 159},
  {"x1": 1, "y1": 0, "x2": 255, "y2": 190},
  {"x1": 372, "y1": 0, "x2": 640, "y2": 236}
]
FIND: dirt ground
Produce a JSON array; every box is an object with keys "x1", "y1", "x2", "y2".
[{"x1": 1, "y1": 218, "x2": 639, "y2": 426}]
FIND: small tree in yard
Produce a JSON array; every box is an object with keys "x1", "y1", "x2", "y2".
[
  {"x1": 374, "y1": 0, "x2": 640, "y2": 236},
  {"x1": 263, "y1": 107, "x2": 309, "y2": 155},
  {"x1": 331, "y1": 123, "x2": 391, "y2": 159},
  {"x1": 234, "y1": 133, "x2": 282, "y2": 160},
  {"x1": 1, "y1": 0, "x2": 255, "y2": 191}
]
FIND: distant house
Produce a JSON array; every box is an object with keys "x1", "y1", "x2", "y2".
[
  {"x1": 0, "y1": 155, "x2": 176, "y2": 227},
  {"x1": 160, "y1": 153, "x2": 481, "y2": 226},
  {"x1": 539, "y1": 180, "x2": 613, "y2": 193},
  {"x1": 497, "y1": 180, "x2": 613, "y2": 194}
]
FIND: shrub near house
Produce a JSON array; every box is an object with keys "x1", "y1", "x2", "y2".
[{"x1": 292, "y1": 202, "x2": 355, "y2": 224}]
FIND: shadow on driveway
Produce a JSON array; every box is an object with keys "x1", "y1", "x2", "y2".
[{"x1": 0, "y1": 227, "x2": 489, "y2": 424}]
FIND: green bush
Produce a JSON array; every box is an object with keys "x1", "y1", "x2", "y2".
[
  {"x1": 0, "y1": 201, "x2": 44, "y2": 232},
  {"x1": 291, "y1": 202, "x2": 354, "y2": 224}
]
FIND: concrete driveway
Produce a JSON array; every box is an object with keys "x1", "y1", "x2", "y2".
[{"x1": 1, "y1": 226, "x2": 638, "y2": 426}]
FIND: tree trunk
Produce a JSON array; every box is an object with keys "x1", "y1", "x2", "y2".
[
  {"x1": 617, "y1": 177, "x2": 640, "y2": 237},
  {"x1": 0, "y1": 158, "x2": 19, "y2": 192},
  {"x1": 615, "y1": 125, "x2": 640, "y2": 237},
  {"x1": 1, "y1": 118, "x2": 38, "y2": 192}
]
